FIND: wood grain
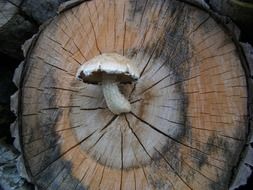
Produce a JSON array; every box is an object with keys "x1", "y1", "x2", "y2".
[{"x1": 18, "y1": 0, "x2": 248, "y2": 189}]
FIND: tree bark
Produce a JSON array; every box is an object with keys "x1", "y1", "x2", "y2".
[
  {"x1": 0, "y1": 0, "x2": 71, "y2": 59},
  {"x1": 0, "y1": 0, "x2": 36, "y2": 59},
  {"x1": 11, "y1": 0, "x2": 253, "y2": 189},
  {"x1": 209, "y1": 0, "x2": 253, "y2": 44},
  {"x1": 209, "y1": 0, "x2": 253, "y2": 21},
  {"x1": 0, "y1": 139, "x2": 33, "y2": 190}
]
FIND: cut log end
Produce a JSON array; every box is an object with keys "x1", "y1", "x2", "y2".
[{"x1": 14, "y1": 0, "x2": 250, "y2": 189}]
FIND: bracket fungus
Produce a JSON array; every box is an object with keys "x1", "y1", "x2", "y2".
[
  {"x1": 76, "y1": 53, "x2": 139, "y2": 115},
  {"x1": 10, "y1": 0, "x2": 253, "y2": 189}
]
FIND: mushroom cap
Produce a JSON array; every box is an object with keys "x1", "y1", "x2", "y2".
[{"x1": 76, "y1": 53, "x2": 140, "y2": 84}]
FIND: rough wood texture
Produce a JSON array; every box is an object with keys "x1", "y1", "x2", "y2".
[
  {"x1": 21, "y1": 0, "x2": 71, "y2": 24},
  {"x1": 0, "y1": 139, "x2": 33, "y2": 190},
  {"x1": 229, "y1": 42, "x2": 253, "y2": 190},
  {"x1": 15, "y1": 0, "x2": 251, "y2": 189},
  {"x1": 0, "y1": 0, "x2": 36, "y2": 59},
  {"x1": 208, "y1": 0, "x2": 253, "y2": 44},
  {"x1": 0, "y1": 0, "x2": 71, "y2": 59},
  {"x1": 0, "y1": 0, "x2": 21, "y2": 27},
  {"x1": 209, "y1": 0, "x2": 253, "y2": 22}
]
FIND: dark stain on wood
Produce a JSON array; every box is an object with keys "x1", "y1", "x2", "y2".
[{"x1": 17, "y1": 0, "x2": 249, "y2": 189}]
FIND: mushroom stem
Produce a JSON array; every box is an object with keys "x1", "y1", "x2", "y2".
[{"x1": 102, "y1": 75, "x2": 131, "y2": 115}]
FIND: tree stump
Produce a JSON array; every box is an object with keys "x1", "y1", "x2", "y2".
[{"x1": 12, "y1": 0, "x2": 252, "y2": 189}]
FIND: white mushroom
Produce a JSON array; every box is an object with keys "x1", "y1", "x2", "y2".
[{"x1": 76, "y1": 53, "x2": 140, "y2": 115}]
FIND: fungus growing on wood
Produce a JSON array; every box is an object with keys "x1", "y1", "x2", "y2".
[
  {"x1": 11, "y1": 0, "x2": 253, "y2": 189},
  {"x1": 76, "y1": 53, "x2": 139, "y2": 114}
]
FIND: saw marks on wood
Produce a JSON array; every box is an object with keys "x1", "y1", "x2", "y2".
[{"x1": 19, "y1": 0, "x2": 247, "y2": 189}]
